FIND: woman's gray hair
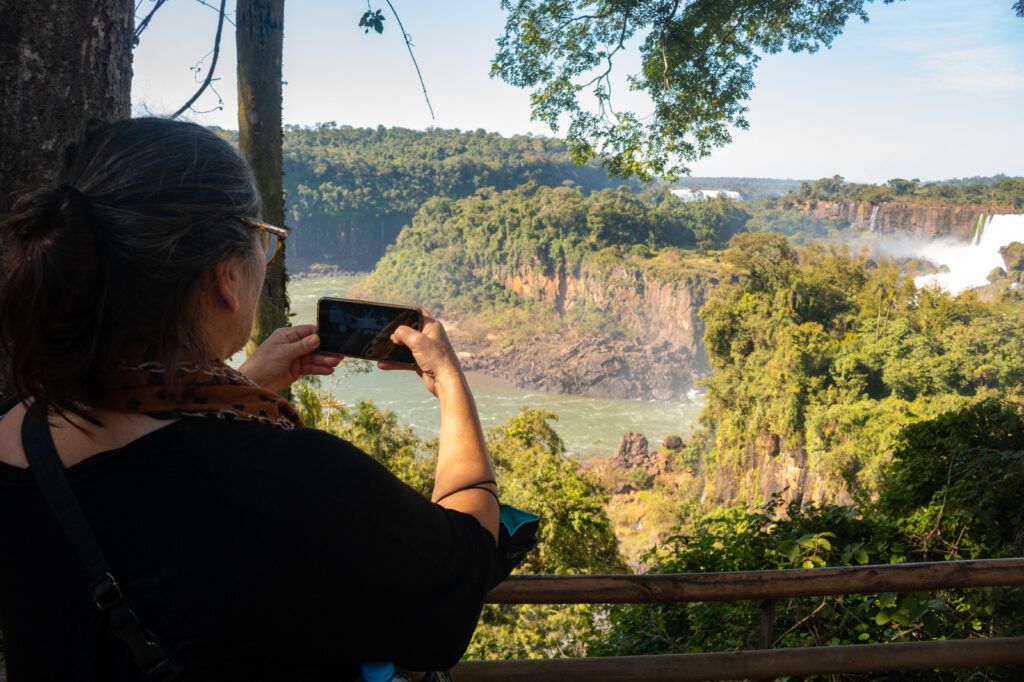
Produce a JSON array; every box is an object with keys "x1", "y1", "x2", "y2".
[{"x1": 0, "y1": 117, "x2": 263, "y2": 421}]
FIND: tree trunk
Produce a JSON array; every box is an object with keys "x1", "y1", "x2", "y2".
[
  {"x1": 237, "y1": 0, "x2": 289, "y2": 372},
  {"x1": 0, "y1": 0, "x2": 133, "y2": 213},
  {"x1": 0, "y1": 0, "x2": 134, "y2": 400}
]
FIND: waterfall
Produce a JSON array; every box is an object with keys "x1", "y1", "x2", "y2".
[
  {"x1": 869, "y1": 205, "x2": 880, "y2": 232},
  {"x1": 914, "y1": 214, "x2": 1024, "y2": 293},
  {"x1": 973, "y1": 213, "x2": 993, "y2": 246}
]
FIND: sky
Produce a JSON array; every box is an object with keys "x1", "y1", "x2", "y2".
[{"x1": 131, "y1": 0, "x2": 1024, "y2": 184}]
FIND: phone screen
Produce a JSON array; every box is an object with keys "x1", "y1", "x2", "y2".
[{"x1": 316, "y1": 298, "x2": 422, "y2": 365}]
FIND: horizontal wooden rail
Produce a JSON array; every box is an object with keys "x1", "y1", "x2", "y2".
[
  {"x1": 3, "y1": 559, "x2": 1020, "y2": 682},
  {"x1": 450, "y1": 637, "x2": 1024, "y2": 681},
  {"x1": 486, "y1": 557, "x2": 1024, "y2": 604}
]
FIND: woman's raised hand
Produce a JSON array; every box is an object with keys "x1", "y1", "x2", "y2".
[
  {"x1": 379, "y1": 313, "x2": 463, "y2": 396},
  {"x1": 239, "y1": 324, "x2": 340, "y2": 392},
  {"x1": 384, "y1": 312, "x2": 498, "y2": 539}
]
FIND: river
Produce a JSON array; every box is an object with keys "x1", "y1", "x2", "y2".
[{"x1": 246, "y1": 274, "x2": 704, "y2": 458}]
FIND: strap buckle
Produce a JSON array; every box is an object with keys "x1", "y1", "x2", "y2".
[
  {"x1": 112, "y1": 607, "x2": 184, "y2": 681},
  {"x1": 145, "y1": 654, "x2": 183, "y2": 681},
  {"x1": 89, "y1": 572, "x2": 123, "y2": 611}
]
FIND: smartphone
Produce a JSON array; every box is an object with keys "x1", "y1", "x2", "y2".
[{"x1": 316, "y1": 297, "x2": 423, "y2": 366}]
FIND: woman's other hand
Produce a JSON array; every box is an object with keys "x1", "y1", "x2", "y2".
[
  {"x1": 239, "y1": 324, "x2": 340, "y2": 392},
  {"x1": 379, "y1": 313, "x2": 461, "y2": 396}
]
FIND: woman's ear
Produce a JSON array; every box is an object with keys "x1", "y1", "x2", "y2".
[{"x1": 212, "y1": 254, "x2": 247, "y2": 313}]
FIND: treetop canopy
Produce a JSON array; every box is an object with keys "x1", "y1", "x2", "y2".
[{"x1": 492, "y1": 0, "x2": 900, "y2": 181}]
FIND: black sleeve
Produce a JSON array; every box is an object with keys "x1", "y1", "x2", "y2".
[{"x1": 253, "y1": 426, "x2": 499, "y2": 670}]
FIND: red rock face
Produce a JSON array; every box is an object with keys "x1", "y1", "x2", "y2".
[
  {"x1": 442, "y1": 263, "x2": 717, "y2": 402},
  {"x1": 500, "y1": 264, "x2": 706, "y2": 361},
  {"x1": 802, "y1": 200, "x2": 1024, "y2": 240}
]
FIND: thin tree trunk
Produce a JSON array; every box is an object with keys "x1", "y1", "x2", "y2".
[
  {"x1": 237, "y1": 0, "x2": 289, "y2": 380},
  {"x1": 0, "y1": 0, "x2": 134, "y2": 398}
]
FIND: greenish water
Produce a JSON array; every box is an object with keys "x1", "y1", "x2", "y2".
[{"x1": 244, "y1": 275, "x2": 703, "y2": 458}]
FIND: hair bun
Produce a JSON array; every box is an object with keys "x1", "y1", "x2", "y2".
[
  {"x1": 2, "y1": 187, "x2": 59, "y2": 242},
  {"x1": 1, "y1": 184, "x2": 95, "y2": 245}
]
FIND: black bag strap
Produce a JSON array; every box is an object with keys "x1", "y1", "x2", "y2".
[{"x1": 21, "y1": 412, "x2": 183, "y2": 681}]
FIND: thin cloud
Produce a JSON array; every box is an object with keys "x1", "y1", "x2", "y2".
[{"x1": 912, "y1": 46, "x2": 1023, "y2": 94}]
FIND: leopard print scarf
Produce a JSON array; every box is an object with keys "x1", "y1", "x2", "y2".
[{"x1": 98, "y1": 348, "x2": 303, "y2": 429}]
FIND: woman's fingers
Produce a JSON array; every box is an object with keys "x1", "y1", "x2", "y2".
[
  {"x1": 384, "y1": 315, "x2": 463, "y2": 396},
  {"x1": 241, "y1": 325, "x2": 338, "y2": 391},
  {"x1": 299, "y1": 353, "x2": 341, "y2": 375}
]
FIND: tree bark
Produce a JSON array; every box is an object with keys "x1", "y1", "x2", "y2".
[
  {"x1": 237, "y1": 0, "x2": 289, "y2": 374},
  {"x1": 0, "y1": 0, "x2": 134, "y2": 400},
  {"x1": 0, "y1": 0, "x2": 134, "y2": 213}
]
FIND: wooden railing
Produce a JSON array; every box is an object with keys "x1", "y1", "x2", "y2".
[
  {"x1": 2, "y1": 559, "x2": 1021, "y2": 681},
  {"x1": 451, "y1": 558, "x2": 1024, "y2": 681}
]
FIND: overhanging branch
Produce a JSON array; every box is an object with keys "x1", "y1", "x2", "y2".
[{"x1": 169, "y1": 0, "x2": 228, "y2": 119}]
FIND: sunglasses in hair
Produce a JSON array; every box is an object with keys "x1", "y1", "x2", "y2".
[{"x1": 236, "y1": 217, "x2": 288, "y2": 267}]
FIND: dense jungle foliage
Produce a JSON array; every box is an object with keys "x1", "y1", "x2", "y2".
[
  {"x1": 275, "y1": 124, "x2": 640, "y2": 269},
  {"x1": 356, "y1": 182, "x2": 746, "y2": 315},
  {"x1": 778, "y1": 174, "x2": 1024, "y2": 209},
  {"x1": 209, "y1": 125, "x2": 1023, "y2": 273},
  {"x1": 698, "y1": 232, "x2": 1024, "y2": 506},
  {"x1": 592, "y1": 399, "x2": 1024, "y2": 678}
]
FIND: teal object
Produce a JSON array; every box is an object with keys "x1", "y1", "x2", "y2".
[
  {"x1": 360, "y1": 662, "x2": 407, "y2": 682},
  {"x1": 500, "y1": 503, "x2": 539, "y2": 536}
]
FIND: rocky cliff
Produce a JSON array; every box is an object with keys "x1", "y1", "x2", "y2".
[
  {"x1": 800, "y1": 200, "x2": 1022, "y2": 240},
  {"x1": 499, "y1": 263, "x2": 708, "y2": 361},
  {"x1": 450, "y1": 260, "x2": 723, "y2": 402},
  {"x1": 704, "y1": 438, "x2": 853, "y2": 512}
]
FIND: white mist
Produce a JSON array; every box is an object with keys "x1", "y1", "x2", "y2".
[{"x1": 876, "y1": 214, "x2": 1024, "y2": 294}]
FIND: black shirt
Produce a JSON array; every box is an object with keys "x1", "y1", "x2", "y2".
[{"x1": 0, "y1": 417, "x2": 502, "y2": 681}]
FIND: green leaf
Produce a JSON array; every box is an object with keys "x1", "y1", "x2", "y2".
[
  {"x1": 776, "y1": 539, "x2": 799, "y2": 563},
  {"x1": 876, "y1": 592, "x2": 898, "y2": 608},
  {"x1": 797, "y1": 534, "x2": 818, "y2": 549},
  {"x1": 359, "y1": 9, "x2": 386, "y2": 35},
  {"x1": 906, "y1": 602, "x2": 930, "y2": 623}
]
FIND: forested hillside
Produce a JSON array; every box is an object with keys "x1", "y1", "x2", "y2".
[
  {"x1": 209, "y1": 125, "x2": 1024, "y2": 273},
  {"x1": 354, "y1": 184, "x2": 746, "y2": 400},
  {"x1": 276, "y1": 124, "x2": 642, "y2": 269},
  {"x1": 359, "y1": 183, "x2": 746, "y2": 309}
]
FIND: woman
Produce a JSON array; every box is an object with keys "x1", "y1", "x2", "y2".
[{"x1": 0, "y1": 118, "x2": 504, "y2": 680}]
